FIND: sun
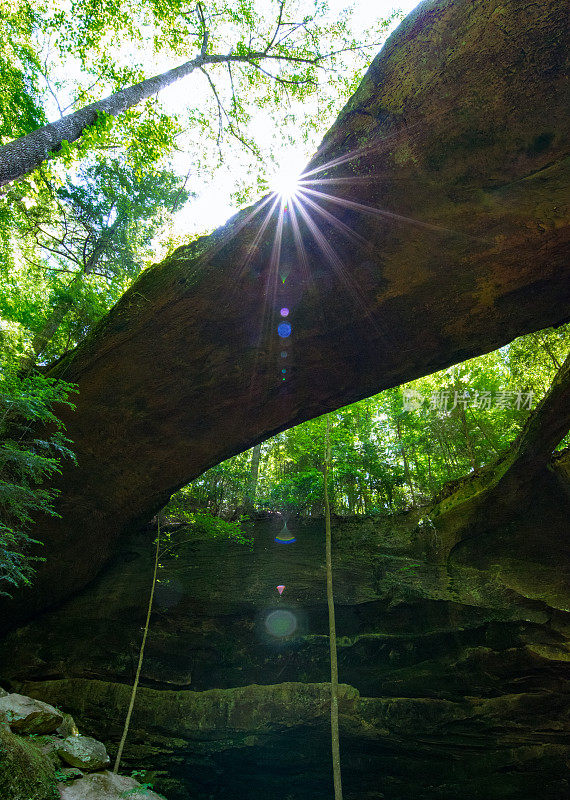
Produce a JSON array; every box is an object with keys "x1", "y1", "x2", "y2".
[
  {"x1": 269, "y1": 154, "x2": 306, "y2": 202},
  {"x1": 271, "y1": 168, "x2": 301, "y2": 202}
]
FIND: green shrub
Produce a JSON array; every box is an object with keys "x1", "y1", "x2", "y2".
[{"x1": 0, "y1": 367, "x2": 76, "y2": 593}]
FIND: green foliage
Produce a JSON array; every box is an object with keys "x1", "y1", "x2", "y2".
[
  {"x1": 0, "y1": 0, "x2": 46, "y2": 142},
  {"x1": 1, "y1": 1, "x2": 399, "y2": 202},
  {"x1": 178, "y1": 325, "x2": 570, "y2": 518},
  {"x1": 163, "y1": 499, "x2": 252, "y2": 547},
  {"x1": 54, "y1": 768, "x2": 75, "y2": 783},
  {"x1": 1, "y1": 157, "x2": 189, "y2": 364},
  {"x1": 0, "y1": 367, "x2": 76, "y2": 593}
]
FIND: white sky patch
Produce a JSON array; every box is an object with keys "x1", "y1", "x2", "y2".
[
  {"x1": 168, "y1": 1, "x2": 419, "y2": 237},
  {"x1": 40, "y1": 1, "x2": 420, "y2": 241}
]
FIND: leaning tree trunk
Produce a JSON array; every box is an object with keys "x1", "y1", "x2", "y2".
[
  {"x1": 0, "y1": 32, "x2": 289, "y2": 188},
  {"x1": 19, "y1": 218, "x2": 122, "y2": 370},
  {"x1": 24, "y1": 295, "x2": 76, "y2": 369},
  {"x1": 0, "y1": 57, "x2": 209, "y2": 187}
]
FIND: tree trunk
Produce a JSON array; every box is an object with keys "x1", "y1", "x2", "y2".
[
  {"x1": 427, "y1": 453, "x2": 434, "y2": 492},
  {"x1": 244, "y1": 443, "x2": 262, "y2": 514},
  {"x1": 0, "y1": 57, "x2": 212, "y2": 187},
  {"x1": 396, "y1": 418, "x2": 416, "y2": 506},
  {"x1": 362, "y1": 483, "x2": 372, "y2": 514},
  {"x1": 531, "y1": 332, "x2": 562, "y2": 371},
  {"x1": 217, "y1": 479, "x2": 226, "y2": 517},
  {"x1": 24, "y1": 297, "x2": 75, "y2": 370},
  {"x1": 324, "y1": 414, "x2": 343, "y2": 800},
  {"x1": 113, "y1": 521, "x2": 160, "y2": 773},
  {"x1": 466, "y1": 408, "x2": 501, "y2": 455},
  {"x1": 459, "y1": 407, "x2": 478, "y2": 471},
  {"x1": 20, "y1": 215, "x2": 124, "y2": 370}
]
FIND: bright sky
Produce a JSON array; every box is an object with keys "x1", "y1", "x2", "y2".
[
  {"x1": 167, "y1": 0, "x2": 420, "y2": 239},
  {"x1": 43, "y1": 1, "x2": 420, "y2": 246}
]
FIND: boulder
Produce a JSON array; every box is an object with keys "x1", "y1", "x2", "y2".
[
  {"x1": 58, "y1": 770, "x2": 165, "y2": 799},
  {"x1": 0, "y1": 692, "x2": 63, "y2": 734},
  {"x1": 57, "y1": 735, "x2": 110, "y2": 771},
  {"x1": 38, "y1": 733, "x2": 66, "y2": 766}
]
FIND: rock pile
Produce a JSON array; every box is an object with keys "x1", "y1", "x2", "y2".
[{"x1": 0, "y1": 690, "x2": 166, "y2": 799}]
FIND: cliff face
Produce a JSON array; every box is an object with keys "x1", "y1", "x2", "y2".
[
  {"x1": 3, "y1": 453, "x2": 569, "y2": 799},
  {"x1": 3, "y1": 0, "x2": 568, "y2": 625}
]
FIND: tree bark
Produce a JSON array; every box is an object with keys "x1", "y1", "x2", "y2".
[
  {"x1": 0, "y1": 58, "x2": 207, "y2": 187},
  {"x1": 20, "y1": 214, "x2": 124, "y2": 369},
  {"x1": 459, "y1": 407, "x2": 478, "y2": 471},
  {"x1": 396, "y1": 418, "x2": 416, "y2": 506},
  {"x1": 0, "y1": 45, "x2": 307, "y2": 187}
]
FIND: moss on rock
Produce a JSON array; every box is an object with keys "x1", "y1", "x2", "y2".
[{"x1": 0, "y1": 724, "x2": 58, "y2": 800}]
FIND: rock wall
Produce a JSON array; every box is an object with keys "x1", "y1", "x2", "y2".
[{"x1": 2, "y1": 463, "x2": 568, "y2": 799}]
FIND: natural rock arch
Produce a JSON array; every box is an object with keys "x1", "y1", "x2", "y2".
[{"x1": 6, "y1": 0, "x2": 569, "y2": 623}]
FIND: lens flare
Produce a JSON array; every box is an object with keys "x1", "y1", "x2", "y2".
[
  {"x1": 275, "y1": 523, "x2": 296, "y2": 543},
  {"x1": 265, "y1": 609, "x2": 297, "y2": 638},
  {"x1": 278, "y1": 322, "x2": 291, "y2": 338},
  {"x1": 280, "y1": 307, "x2": 289, "y2": 317}
]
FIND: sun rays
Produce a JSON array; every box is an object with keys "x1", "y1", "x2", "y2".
[{"x1": 200, "y1": 127, "x2": 485, "y2": 403}]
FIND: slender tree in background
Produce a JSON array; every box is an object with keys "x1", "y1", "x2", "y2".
[
  {"x1": 324, "y1": 413, "x2": 343, "y2": 800},
  {"x1": 114, "y1": 520, "x2": 160, "y2": 774},
  {"x1": 111, "y1": 509, "x2": 250, "y2": 773},
  {"x1": 244, "y1": 442, "x2": 262, "y2": 514}
]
